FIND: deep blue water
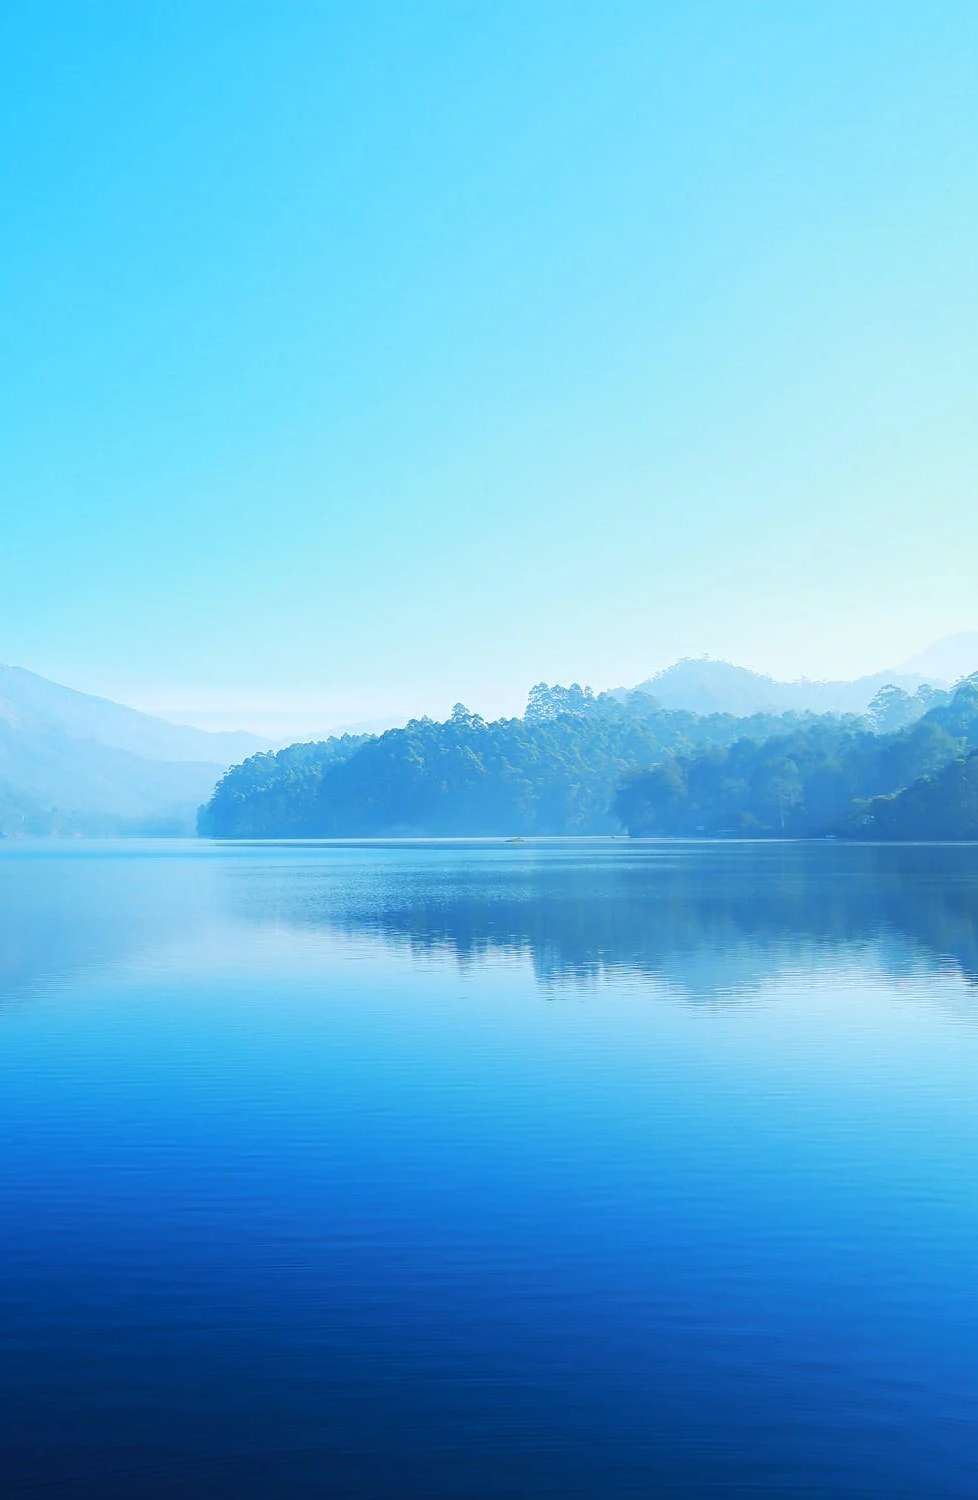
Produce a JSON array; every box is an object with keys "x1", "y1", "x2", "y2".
[{"x1": 2, "y1": 838, "x2": 978, "y2": 1498}]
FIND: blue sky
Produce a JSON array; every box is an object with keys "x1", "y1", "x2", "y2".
[{"x1": 2, "y1": 2, "x2": 976, "y2": 736}]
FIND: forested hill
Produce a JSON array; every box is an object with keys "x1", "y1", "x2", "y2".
[
  {"x1": 198, "y1": 686, "x2": 848, "y2": 838},
  {"x1": 615, "y1": 677, "x2": 978, "y2": 839},
  {"x1": 856, "y1": 750, "x2": 978, "y2": 839}
]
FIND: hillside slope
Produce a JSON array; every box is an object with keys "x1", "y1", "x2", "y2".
[
  {"x1": 0, "y1": 662, "x2": 267, "y2": 834},
  {"x1": 0, "y1": 663, "x2": 268, "y2": 764},
  {"x1": 0, "y1": 718, "x2": 222, "y2": 835}
]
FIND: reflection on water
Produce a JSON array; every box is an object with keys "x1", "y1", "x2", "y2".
[
  {"x1": 225, "y1": 839, "x2": 978, "y2": 995},
  {"x1": 3, "y1": 839, "x2": 978, "y2": 1003},
  {"x1": 2, "y1": 839, "x2": 978, "y2": 1498}
]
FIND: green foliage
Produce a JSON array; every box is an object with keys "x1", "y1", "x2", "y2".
[
  {"x1": 616, "y1": 678, "x2": 978, "y2": 838},
  {"x1": 199, "y1": 676, "x2": 978, "y2": 841},
  {"x1": 198, "y1": 735, "x2": 373, "y2": 837},
  {"x1": 198, "y1": 691, "x2": 830, "y2": 838},
  {"x1": 854, "y1": 750, "x2": 978, "y2": 839},
  {"x1": 866, "y1": 682, "x2": 946, "y2": 733}
]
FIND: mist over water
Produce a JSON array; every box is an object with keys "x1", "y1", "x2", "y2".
[{"x1": 3, "y1": 839, "x2": 978, "y2": 1497}]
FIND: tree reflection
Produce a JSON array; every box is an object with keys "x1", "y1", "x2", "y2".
[{"x1": 230, "y1": 841, "x2": 978, "y2": 998}]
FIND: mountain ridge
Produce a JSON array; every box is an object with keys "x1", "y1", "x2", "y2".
[
  {"x1": 3, "y1": 633, "x2": 976, "y2": 837},
  {"x1": 0, "y1": 663, "x2": 271, "y2": 835},
  {"x1": 622, "y1": 658, "x2": 939, "y2": 717},
  {"x1": 616, "y1": 633, "x2": 978, "y2": 717},
  {"x1": 0, "y1": 663, "x2": 270, "y2": 765}
]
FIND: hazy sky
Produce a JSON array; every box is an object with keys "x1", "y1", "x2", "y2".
[{"x1": 3, "y1": 3, "x2": 976, "y2": 736}]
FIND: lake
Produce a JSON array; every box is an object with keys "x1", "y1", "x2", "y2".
[{"x1": 2, "y1": 838, "x2": 978, "y2": 1497}]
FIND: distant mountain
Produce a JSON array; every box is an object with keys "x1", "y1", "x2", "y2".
[
  {"x1": 896, "y1": 632, "x2": 978, "y2": 685},
  {"x1": 624, "y1": 658, "x2": 935, "y2": 717},
  {"x1": 617, "y1": 634, "x2": 978, "y2": 717},
  {"x1": 0, "y1": 664, "x2": 269, "y2": 764},
  {"x1": 0, "y1": 720, "x2": 223, "y2": 835},
  {"x1": 0, "y1": 663, "x2": 270, "y2": 835},
  {"x1": 7, "y1": 635, "x2": 978, "y2": 838}
]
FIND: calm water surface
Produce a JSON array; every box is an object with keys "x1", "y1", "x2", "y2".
[{"x1": 2, "y1": 839, "x2": 978, "y2": 1497}]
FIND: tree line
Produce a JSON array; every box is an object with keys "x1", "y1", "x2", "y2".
[
  {"x1": 199, "y1": 688, "x2": 839, "y2": 837},
  {"x1": 198, "y1": 678, "x2": 978, "y2": 841},
  {"x1": 615, "y1": 678, "x2": 978, "y2": 838}
]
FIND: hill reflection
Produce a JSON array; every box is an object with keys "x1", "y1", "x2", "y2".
[
  {"x1": 3, "y1": 841, "x2": 977, "y2": 1009},
  {"x1": 228, "y1": 840, "x2": 978, "y2": 999}
]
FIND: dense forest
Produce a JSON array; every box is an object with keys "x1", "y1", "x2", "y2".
[
  {"x1": 198, "y1": 678, "x2": 978, "y2": 841},
  {"x1": 856, "y1": 749, "x2": 978, "y2": 839},
  {"x1": 616, "y1": 678, "x2": 978, "y2": 838},
  {"x1": 198, "y1": 687, "x2": 845, "y2": 837}
]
